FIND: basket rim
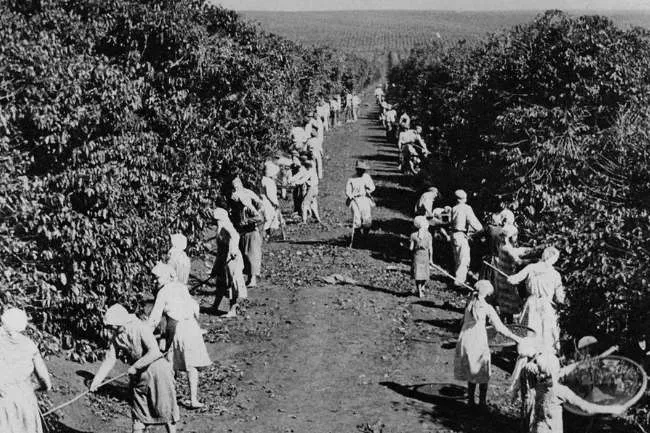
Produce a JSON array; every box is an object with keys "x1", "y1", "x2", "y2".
[
  {"x1": 486, "y1": 324, "x2": 536, "y2": 348},
  {"x1": 562, "y1": 355, "x2": 648, "y2": 416}
]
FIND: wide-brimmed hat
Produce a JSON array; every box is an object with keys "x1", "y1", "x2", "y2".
[{"x1": 355, "y1": 160, "x2": 369, "y2": 170}]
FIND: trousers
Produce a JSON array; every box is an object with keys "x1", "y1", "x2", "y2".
[{"x1": 451, "y1": 232, "x2": 471, "y2": 285}]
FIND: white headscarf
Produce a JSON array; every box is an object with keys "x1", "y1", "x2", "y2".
[
  {"x1": 170, "y1": 233, "x2": 187, "y2": 251},
  {"x1": 152, "y1": 262, "x2": 177, "y2": 284},
  {"x1": 104, "y1": 304, "x2": 134, "y2": 327},
  {"x1": 2, "y1": 307, "x2": 28, "y2": 334}
]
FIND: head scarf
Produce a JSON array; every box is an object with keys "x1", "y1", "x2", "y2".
[
  {"x1": 468, "y1": 280, "x2": 494, "y2": 321},
  {"x1": 170, "y1": 233, "x2": 187, "y2": 251},
  {"x1": 413, "y1": 215, "x2": 429, "y2": 230},
  {"x1": 104, "y1": 304, "x2": 133, "y2": 327},
  {"x1": 264, "y1": 161, "x2": 280, "y2": 178},
  {"x1": 542, "y1": 246, "x2": 560, "y2": 265},
  {"x1": 1, "y1": 307, "x2": 28, "y2": 334},
  {"x1": 212, "y1": 207, "x2": 229, "y2": 221},
  {"x1": 231, "y1": 176, "x2": 243, "y2": 191},
  {"x1": 151, "y1": 262, "x2": 177, "y2": 283},
  {"x1": 499, "y1": 209, "x2": 515, "y2": 226}
]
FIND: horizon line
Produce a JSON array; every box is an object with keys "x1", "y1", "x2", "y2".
[{"x1": 239, "y1": 8, "x2": 650, "y2": 13}]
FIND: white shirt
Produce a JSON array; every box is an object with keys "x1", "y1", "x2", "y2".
[
  {"x1": 148, "y1": 282, "x2": 199, "y2": 326},
  {"x1": 346, "y1": 174, "x2": 375, "y2": 199},
  {"x1": 385, "y1": 110, "x2": 397, "y2": 123},
  {"x1": 451, "y1": 203, "x2": 483, "y2": 233},
  {"x1": 352, "y1": 95, "x2": 361, "y2": 107}
]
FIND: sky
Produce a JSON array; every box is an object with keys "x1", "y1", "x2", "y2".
[{"x1": 215, "y1": 0, "x2": 650, "y2": 11}]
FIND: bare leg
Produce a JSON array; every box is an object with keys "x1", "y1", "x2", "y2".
[{"x1": 188, "y1": 367, "x2": 204, "y2": 408}]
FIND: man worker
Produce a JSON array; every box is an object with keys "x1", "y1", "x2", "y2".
[
  {"x1": 384, "y1": 105, "x2": 398, "y2": 143},
  {"x1": 450, "y1": 189, "x2": 483, "y2": 287},
  {"x1": 374, "y1": 85, "x2": 385, "y2": 104}
]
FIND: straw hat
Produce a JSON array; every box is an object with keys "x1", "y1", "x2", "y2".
[{"x1": 355, "y1": 160, "x2": 369, "y2": 170}]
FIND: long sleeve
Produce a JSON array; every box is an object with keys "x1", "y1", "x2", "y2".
[
  {"x1": 467, "y1": 207, "x2": 483, "y2": 232},
  {"x1": 290, "y1": 169, "x2": 309, "y2": 186},
  {"x1": 345, "y1": 179, "x2": 354, "y2": 200},
  {"x1": 364, "y1": 175, "x2": 375, "y2": 194},
  {"x1": 508, "y1": 264, "x2": 533, "y2": 285},
  {"x1": 147, "y1": 288, "x2": 167, "y2": 329}
]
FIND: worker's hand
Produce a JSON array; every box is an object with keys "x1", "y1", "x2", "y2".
[
  {"x1": 127, "y1": 366, "x2": 138, "y2": 376},
  {"x1": 506, "y1": 276, "x2": 515, "y2": 285},
  {"x1": 89, "y1": 380, "x2": 100, "y2": 393}
]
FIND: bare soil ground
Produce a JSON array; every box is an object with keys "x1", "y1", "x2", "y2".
[{"x1": 45, "y1": 90, "x2": 605, "y2": 433}]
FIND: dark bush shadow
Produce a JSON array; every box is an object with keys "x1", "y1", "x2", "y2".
[
  {"x1": 44, "y1": 421, "x2": 92, "y2": 433},
  {"x1": 411, "y1": 300, "x2": 464, "y2": 314},
  {"x1": 75, "y1": 370, "x2": 129, "y2": 403},
  {"x1": 356, "y1": 283, "x2": 412, "y2": 298},
  {"x1": 414, "y1": 318, "x2": 462, "y2": 334}
]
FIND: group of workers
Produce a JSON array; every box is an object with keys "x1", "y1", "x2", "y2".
[
  {"x1": 0, "y1": 87, "x2": 633, "y2": 433},
  {"x1": 375, "y1": 84, "x2": 430, "y2": 175},
  {"x1": 407, "y1": 184, "x2": 626, "y2": 432}
]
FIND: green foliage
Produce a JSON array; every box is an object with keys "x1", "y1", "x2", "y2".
[
  {"x1": 0, "y1": 0, "x2": 375, "y2": 359},
  {"x1": 388, "y1": 10, "x2": 650, "y2": 352}
]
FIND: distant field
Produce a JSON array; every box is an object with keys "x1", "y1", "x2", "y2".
[{"x1": 243, "y1": 10, "x2": 650, "y2": 58}]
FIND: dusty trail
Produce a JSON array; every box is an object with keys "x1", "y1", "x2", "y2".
[{"x1": 47, "y1": 90, "x2": 520, "y2": 433}]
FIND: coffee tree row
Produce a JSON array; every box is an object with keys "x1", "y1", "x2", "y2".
[
  {"x1": 0, "y1": 0, "x2": 378, "y2": 360},
  {"x1": 387, "y1": 10, "x2": 650, "y2": 351}
]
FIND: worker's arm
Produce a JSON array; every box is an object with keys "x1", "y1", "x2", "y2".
[
  {"x1": 90, "y1": 344, "x2": 117, "y2": 391},
  {"x1": 557, "y1": 384, "x2": 625, "y2": 415},
  {"x1": 130, "y1": 327, "x2": 163, "y2": 373},
  {"x1": 507, "y1": 264, "x2": 532, "y2": 285}
]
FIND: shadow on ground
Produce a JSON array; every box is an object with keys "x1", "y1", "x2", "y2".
[{"x1": 381, "y1": 381, "x2": 519, "y2": 433}]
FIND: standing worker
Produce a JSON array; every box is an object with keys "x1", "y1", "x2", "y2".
[
  {"x1": 507, "y1": 247, "x2": 565, "y2": 353},
  {"x1": 346, "y1": 160, "x2": 376, "y2": 239},
  {"x1": 410, "y1": 216, "x2": 433, "y2": 298},
  {"x1": 261, "y1": 161, "x2": 281, "y2": 240},
  {"x1": 450, "y1": 189, "x2": 483, "y2": 287},
  {"x1": 210, "y1": 208, "x2": 247, "y2": 317},
  {"x1": 148, "y1": 264, "x2": 211, "y2": 409},
  {"x1": 0, "y1": 307, "x2": 53, "y2": 433}
]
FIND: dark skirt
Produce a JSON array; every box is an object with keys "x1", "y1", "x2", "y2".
[{"x1": 130, "y1": 358, "x2": 179, "y2": 425}]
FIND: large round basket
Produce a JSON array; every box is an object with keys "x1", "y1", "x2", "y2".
[
  {"x1": 561, "y1": 355, "x2": 647, "y2": 416},
  {"x1": 486, "y1": 324, "x2": 535, "y2": 348}
]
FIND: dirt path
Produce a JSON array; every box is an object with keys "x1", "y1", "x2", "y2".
[{"x1": 48, "y1": 90, "x2": 521, "y2": 433}]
